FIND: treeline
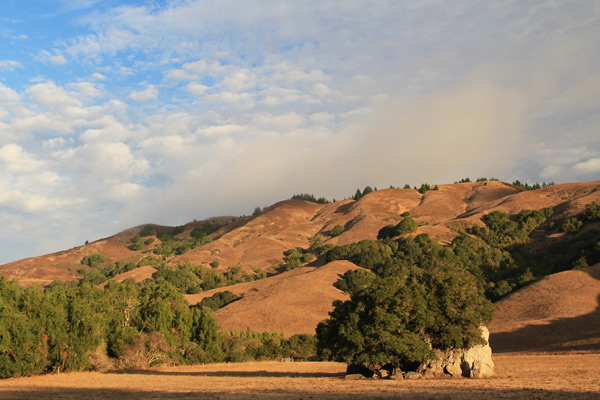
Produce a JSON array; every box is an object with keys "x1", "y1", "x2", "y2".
[{"x1": 0, "y1": 278, "x2": 316, "y2": 378}]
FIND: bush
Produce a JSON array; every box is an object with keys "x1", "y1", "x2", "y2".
[
  {"x1": 583, "y1": 203, "x2": 600, "y2": 221},
  {"x1": 171, "y1": 226, "x2": 185, "y2": 236},
  {"x1": 418, "y1": 183, "x2": 431, "y2": 194},
  {"x1": 140, "y1": 225, "x2": 156, "y2": 237},
  {"x1": 291, "y1": 194, "x2": 329, "y2": 204},
  {"x1": 377, "y1": 216, "x2": 418, "y2": 239},
  {"x1": 199, "y1": 291, "x2": 241, "y2": 311},
  {"x1": 561, "y1": 218, "x2": 582, "y2": 233},
  {"x1": 330, "y1": 225, "x2": 345, "y2": 237},
  {"x1": 129, "y1": 235, "x2": 144, "y2": 251},
  {"x1": 80, "y1": 254, "x2": 106, "y2": 268}
]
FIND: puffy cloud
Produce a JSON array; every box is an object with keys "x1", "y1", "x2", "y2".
[
  {"x1": 0, "y1": 144, "x2": 45, "y2": 173},
  {"x1": 574, "y1": 158, "x2": 600, "y2": 174},
  {"x1": 26, "y1": 82, "x2": 81, "y2": 109},
  {"x1": 186, "y1": 82, "x2": 208, "y2": 95},
  {"x1": 130, "y1": 84, "x2": 158, "y2": 101}
]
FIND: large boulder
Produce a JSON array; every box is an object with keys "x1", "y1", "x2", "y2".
[{"x1": 418, "y1": 326, "x2": 494, "y2": 378}]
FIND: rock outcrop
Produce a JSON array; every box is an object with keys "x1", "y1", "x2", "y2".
[{"x1": 418, "y1": 326, "x2": 494, "y2": 378}]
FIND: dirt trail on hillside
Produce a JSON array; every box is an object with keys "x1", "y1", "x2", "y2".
[{"x1": 1, "y1": 354, "x2": 598, "y2": 399}]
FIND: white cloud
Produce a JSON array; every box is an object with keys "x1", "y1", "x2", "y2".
[
  {"x1": 91, "y1": 72, "x2": 107, "y2": 80},
  {"x1": 130, "y1": 84, "x2": 158, "y2": 101},
  {"x1": 68, "y1": 81, "x2": 103, "y2": 99},
  {"x1": 186, "y1": 82, "x2": 208, "y2": 95},
  {"x1": 0, "y1": 60, "x2": 22, "y2": 71},
  {"x1": 38, "y1": 50, "x2": 68, "y2": 65},
  {"x1": 0, "y1": 144, "x2": 45, "y2": 173},
  {"x1": 204, "y1": 91, "x2": 255, "y2": 107},
  {"x1": 26, "y1": 82, "x2": 81, "y2": 109},
  {"x1": 222, "y1": 70, "x2": 256, "y2": 92},
  {"x1": 574, "y1": 158, "x2": 600, "y2": 174},
  {"x1": 166, "y1": 69, "x2": 199, "y2": 81}
]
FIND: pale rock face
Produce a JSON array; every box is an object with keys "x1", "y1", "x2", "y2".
[
  {"x1": 462, "y1": 327, "x2": 494, "y2": 378},
  {"x1": 419, "y1": 326, "x2": 494, "y2": 379}
]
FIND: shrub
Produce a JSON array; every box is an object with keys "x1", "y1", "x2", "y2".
[
  {"x1": 129, "y1": 235, "x2": 144, "y2": 251},
  {"x1": 377, "y1": 216, "x2": 418, "y2": 239},
  {"x1": 140, "y1": 225, "x2": 156, "y2": 237},
  {"x1": 291, "y1": 194, "x2": 330, "y2": 204},
  {"x1": 418, "y1": 183, "x2": 431, "y2": 194},
  {"x1": 330, "y1": 225, "x2": 345, "y2": 237},
  {"x1": 199, "y1": 291, "x2": 241, "y2": 311},
  {"x1": 561, "y1": 218, "x2": 582, "y2": 233},
  {"x1": 583, "y1": 203, "x2": 600, "y2": 221},
  {"x1": 171, "y1": 226, "x2": 185, "y2": 236},
  {"x1": 80, "y1": 254, "x2": 105, "y2": 268}
]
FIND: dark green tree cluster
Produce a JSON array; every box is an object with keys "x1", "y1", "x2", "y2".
[
  {"x1": 415, "y1": 183, "x2": 439, "y2": 194},
  {"x1": 198, "y1": 291, "x2": 241, "y2": 311},
  {"x1": 0, "y1": 278, "x2": 223, "y2": 378},
  {"x1": 353, "y1": 186, "x2": 375, "y2": 201},
  {"x1": 377, "y1": 214, "x2": 418, "y2": 239},
  {"x1": 329, "y1": 225, "x2": 346, "y2": 237},
  {"x1": 280, "y1": 248, "x2": 314, "y2": 271},
  {"x1": 0, "y1": 276, "x2": 314, "y2": 379},
  {"x1": 324, "y1": 204, "x2": 599, "y2": 302},
  {"x1": 139, "y1": 224, "x2": 157, "y2": 237},
  {"x1": 190, "y1": 221, "x2": 223, "y2": 239},
  {"x1": 80, "y1": 253, "x2": 105, "y2": 268},
  {"x1": 511, "y1": 180, "x2": 555, "y2": 190},
  {"x1": 317, "y1": 237, "x2": 493, "y2": 373},
  {"x1": 79, "y1": 260, "x2": 138, "y2": 285},
  {"x1": 129, "y1": 222, "x2": 224, "y2": 255},
  {"x1": 152, "y1": 235, "x2": 212, "y2": 257},
  {"x1": 153, "y1": 263, "x2": 266, "y2": 294},
  {"x1": 221, "y1": 330, "x2": 317, "y2": 362},
  {"x1": 171, "y1": 225, "x2": 185, "y2": 236},
  {"x1": 291, "y1": 194, "x2": 330, "y2": 204}
]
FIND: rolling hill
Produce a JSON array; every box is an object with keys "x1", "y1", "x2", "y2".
[{"x1": 1, "y1": 180, "x2": 599, "y2": 352}]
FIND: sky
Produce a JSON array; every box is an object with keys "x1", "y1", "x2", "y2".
[{"x1": 0, "y1": 0, "x2": 599, "y2": 263}]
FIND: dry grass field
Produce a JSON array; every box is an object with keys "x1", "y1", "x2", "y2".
[{"x1": 1, "y1": 353, "x2": 598, "y2": 399}]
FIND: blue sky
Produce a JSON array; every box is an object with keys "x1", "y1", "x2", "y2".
[{"x1": 0, "y1": 0, "x2": 599, "y2": 263}]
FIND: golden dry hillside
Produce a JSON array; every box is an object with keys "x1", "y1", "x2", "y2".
[
  {"x1": 489, "y1": 264, "x2": 600, "y2": 353},
  {"x1": 3, "y1": 180, "x2": 598, "y2": 287},
  {"x1": 184, "y1": 260, "x2": 360, "y2": 336}
]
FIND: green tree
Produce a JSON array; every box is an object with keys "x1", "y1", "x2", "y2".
[
  {"x1": 191, "y1": 306, "x2": 223, "y2": 361},
  {"x1": 316, "y1": 263, "x2": 493, "y2": 373},
  {"x1": 330, "y1": 225, "x2": 345, "y2": 237},
  {"x1": 140, "y1": 225, "x2": 157, "y2": 237},
  {"x1": 80, "y1": 253, "x2": 105, "y2": 268},
  {"x1": 561, "y1": 218, "x2": 582, "y2": 233}
]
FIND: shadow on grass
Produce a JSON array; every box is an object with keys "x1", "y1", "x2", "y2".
[
  {"x1": 1, "y1": 387, "x2": 599, "y2": 400},
  {"x1": 112, "y1": 369, "x2": 344, "y2": 378}
]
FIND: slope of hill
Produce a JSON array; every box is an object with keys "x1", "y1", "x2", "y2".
[
  {"x1": 1, "y1": 180, "x2": 599, "y2": 288},
  {"x1": 489, "y1": 264, "x2": 600, "y2": 353},
  {"x1": 185, "y1": 260, "x2": 360, "y2": 336}
]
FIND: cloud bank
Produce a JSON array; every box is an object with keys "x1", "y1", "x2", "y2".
[{"x1": 0, "y1": 1, "x2": 598, "y2": 262}]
